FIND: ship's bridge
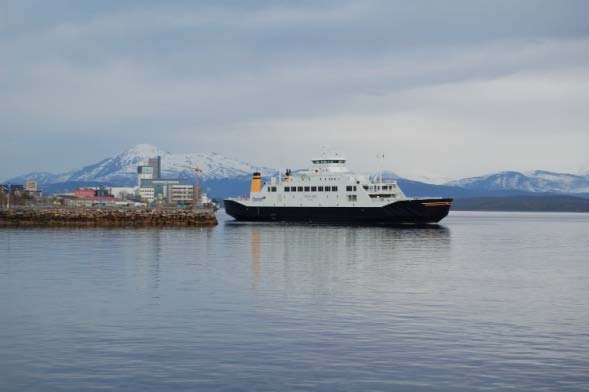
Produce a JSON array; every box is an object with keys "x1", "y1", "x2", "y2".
[{"x1": 310, "y1": 157, "x2": 350, "y2": 174}]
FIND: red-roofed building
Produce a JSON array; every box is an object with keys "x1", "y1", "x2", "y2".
[{"x1": 74, "y1": 189, "x2": 97, "y2": 198}]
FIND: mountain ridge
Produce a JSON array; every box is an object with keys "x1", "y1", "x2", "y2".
[
  {"x1": 445, "y1": 170, "x2": 589, "y2": 194},
  {"x1": 5, "y1": 144, "x2": 278, "y2": 186},
  {"x1": 3, "y1": 144, "x2": 589, "y2": 199}
]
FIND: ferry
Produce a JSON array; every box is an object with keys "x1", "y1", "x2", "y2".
[{"x1": 224, "y1": 156, "x2": 452, "y2": 224}]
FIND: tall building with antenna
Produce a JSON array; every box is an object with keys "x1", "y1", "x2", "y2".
[
  {"x1": 137, "y1": 156, "x2": 195, "y2": 204},
  {"x1": 148, "y1": 157, "x2": 161, "y2": 180}
]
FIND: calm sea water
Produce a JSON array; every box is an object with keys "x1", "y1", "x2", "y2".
[{"x1": 1, "y1": 211, "x2": 588, "y2": 391}]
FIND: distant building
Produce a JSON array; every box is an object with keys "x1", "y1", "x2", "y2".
[
  {"x1": 148, "y1": 156, "x2": 161, "y2": 180},
  {"x1": 138, "y1": 179, "x2": 195, "y2": 204},
  {"x1": 24, "y1": 179, "x2": 38, "y2": 192},
  {"x1": 169, "y1": 184, "x2": 195, "y2": 203},
  {"x1": 137, "y1": 156, "x2": 162, "y2": 187},
  {"x1": 136, "y1": 156, "x2": 196, "y2": 204},
  {"x1": 0, "y1": 184, "x2": 24, "y2": 194},
  {"x1": 74, "y1": 189, "x2": 97, "y2": 198},
  {"x1": 73, "y1": 186, "x2": 114, "y2": 200},
  {"x1": 94, "y1": 186, "x2": 112, "y2": 197},
  {"x1": 109, "y1": 187, "x2": 138, "y2": 199},
  {"x1": 138, "y1": 187, "x2": 155, "y2": 202},
  {"x1": 56, "y1": 187, "x2": 121, "y2": 206},
  {"x1": 63, "y1": 196, "x2": 125, "y2": 207},
  {"x1": 137, "y1": 165, "x2": 154, "y2": 186}
]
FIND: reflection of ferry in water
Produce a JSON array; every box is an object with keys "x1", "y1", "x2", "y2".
[{"x1": 224, "y1": 156, "x2": 452, "y2": 224}]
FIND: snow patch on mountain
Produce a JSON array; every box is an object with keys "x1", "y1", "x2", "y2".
[
  {"x1": 3, "y1": 171, "x2": 63, "y2": 185},
  {"x1": 5, "y1": 144, "x2": 278, "y2": 186},
  {"x1": 446, "y1": 170, "x2": 589, "y2": 194},
  {"x1": 372, "y1": 171, "x2": 403, "y2": 181},
  {"x1": 409, "y1": 175, "x2": 455, "y2": 185}
]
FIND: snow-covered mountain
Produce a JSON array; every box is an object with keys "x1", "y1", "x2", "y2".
[
  {"x1": 408, "y1": 175, "x2": 455, "y2": 186},
  {"x1": 6, "y1": 144, "x2": 278, "y2": 186},
  {"x1": 372, "y1": 171, "x2": 403, "y2": 181},
  {"x1": 9, "y1": 171, "x2": 63, "y2": 184},
  {"x1": 5, "y1": 145, "x2": 589, "y2": 197},
  {"x1": 445, "y1": 170, "x2": 589, "y2": 194}
]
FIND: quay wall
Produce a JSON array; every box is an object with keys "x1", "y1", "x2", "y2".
[{"x1": 0, "y1": 207, "x2": 217, "y2": 227}]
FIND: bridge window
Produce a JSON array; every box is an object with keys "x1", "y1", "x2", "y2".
[
  {"x1": 284, "y1": 187, "x2": 290, "y2": 192},
  {"x1": 304, "y1": 186, "x2": 310, "y2": 192},
  {"x1": 332, "y1": 186, "x2": 338, "y2": 192},
  {"x1": 312, "y1": 159, "x2": 346, "y2": 164},
  {"x1": 324, "y1": 186, "x2": 331, "y2": 191},
  {"x1": 318, "y1": 186, "x2": 324, "y2": 191},
  {"x1": 297, "y1": 186, "x2": 303, "y2": 192},
  {"x1": 311, "y1": 186, "x2": 317, "y2": 192}
]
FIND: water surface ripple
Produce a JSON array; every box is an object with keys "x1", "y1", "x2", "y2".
[{"x1": 1, "y1": 211, "x2": 588, "y2": 391}]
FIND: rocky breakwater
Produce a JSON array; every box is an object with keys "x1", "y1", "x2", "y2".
[{"x1": 0, "y1": 207, "x2": 218, "y2": 227}]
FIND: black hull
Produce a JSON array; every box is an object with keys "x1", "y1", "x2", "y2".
[{"x1": 224, "y1": 199, "x2": 452, "y2": 224}]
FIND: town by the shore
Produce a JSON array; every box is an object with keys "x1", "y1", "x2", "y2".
[{"x1": 0, "y1": 153, "x2": 219, "y2": 227}]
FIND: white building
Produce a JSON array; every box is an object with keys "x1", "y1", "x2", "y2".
[
  {"x1": 109, "y1": 187, "x2": 138, "y2": 199},
  {"x1": 24, "y1": 179, "x2": 38, "y2": 192},
  {"x1": 139, "y1": 187, "x2": 155, "y2": 202},
  {"x1": 169, "y1": 184, "x2": 195, "y2": 203}
]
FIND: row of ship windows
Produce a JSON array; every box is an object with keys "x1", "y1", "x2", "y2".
[
  {"x1": 267, "y1": 185, "x2": 359, "y2": 193},
  {"x1": 284, "y1": 186, "x2": 338, "y2": 192},
  {"x1": 266, "y1": 185, "x2": 397, "y2": 193},
  {"x1": 312, "y1": 160, "x2": 345, "y2": 164},
  {"x1": 363, "y1": 185, "x2": 396, "y2": 191},
  {"x1": 292, "y1": 177, "x2": 339, "y2": 182}
]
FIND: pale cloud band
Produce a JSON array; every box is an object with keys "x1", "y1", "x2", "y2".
[{"x1": 1, "y1": 1, "x2": 588, "y2": 179}]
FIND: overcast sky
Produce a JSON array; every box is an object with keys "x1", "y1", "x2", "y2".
[{"x1": 1, "y1": 0, "x2": 589, "y2": 180}]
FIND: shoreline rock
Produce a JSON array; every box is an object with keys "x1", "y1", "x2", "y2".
[{"x1": 0, "y1": 206, "x2": 218, "y2": 227}]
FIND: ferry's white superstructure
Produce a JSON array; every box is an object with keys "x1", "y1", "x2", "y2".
[{"x1": 224, "y1": 156, "x2": 452, "y2": 224}]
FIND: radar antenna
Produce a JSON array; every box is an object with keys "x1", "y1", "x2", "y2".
[{"x1": 377, "y1": 153, "x2": 385, "y2": 183}]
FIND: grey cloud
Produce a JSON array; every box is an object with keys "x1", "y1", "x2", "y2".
[{"x1": 1, "y1": 1, "x2": 588, "y2": 178}]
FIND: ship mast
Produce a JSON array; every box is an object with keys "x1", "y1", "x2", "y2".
[{"x1": 377, "y1": 153, "x2": 385, "y2": 183}]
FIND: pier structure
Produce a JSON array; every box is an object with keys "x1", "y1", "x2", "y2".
[{"x1": 0, "y1": 206, "x2": 217, "y2": 227}]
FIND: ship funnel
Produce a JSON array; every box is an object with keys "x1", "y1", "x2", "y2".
[{"x1": 250, "y1": 172, "x2": 262, "y2": 193}]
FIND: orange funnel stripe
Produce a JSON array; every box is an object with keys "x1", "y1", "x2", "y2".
[{"x1": 250, "y1": 172, "x2": 262, "y2": 193}]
